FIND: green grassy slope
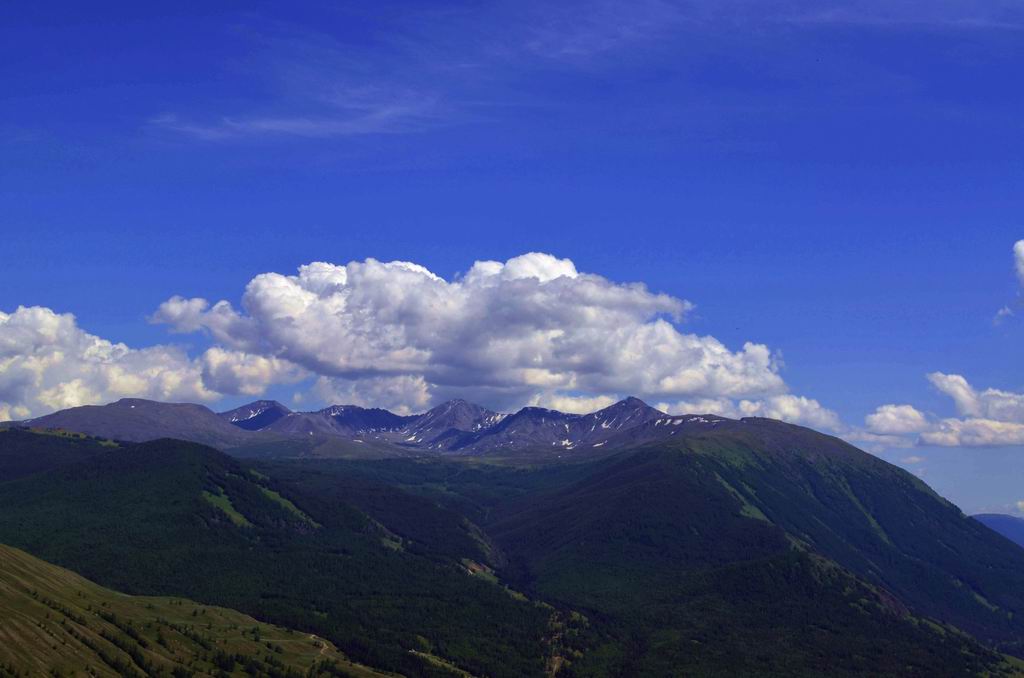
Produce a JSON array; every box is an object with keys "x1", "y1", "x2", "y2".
[{"x1": 0, "y1": 543, "x2": 385, "y2": 677}]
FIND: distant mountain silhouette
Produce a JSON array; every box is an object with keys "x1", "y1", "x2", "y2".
[{"x1": 975, "y1": 513, "x2": 1024, "y2": 548}]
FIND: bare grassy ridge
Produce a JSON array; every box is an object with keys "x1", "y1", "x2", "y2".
[{"x1": 0, "y1": 544, "x2": 388, "y2": 677}]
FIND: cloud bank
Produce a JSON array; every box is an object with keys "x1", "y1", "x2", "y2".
[
  {"x1": 0, "y1": 305, "x2": 312, "y2": 421},
  {"x1": 915, "y1": 372, "x2": 1024, "y2": 447},
  {"x1": 151, "y1": 253, "x2": 789, "y2": 413},
  {"x1": 859, "y1": 374, "x2": 1024, "y2": 449},
  {"x1": 0, "y1": 306, "x2": 216, "y2": 420},
  {"x1": 5, "y1": 252, "x2": 850, "y2": 426},
  {"x1": 6, "y1": 244, "x2": 1021, "y2": 455}
]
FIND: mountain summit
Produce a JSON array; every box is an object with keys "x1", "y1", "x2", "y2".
[
  {"x1": 401, "y1": 399, "x2": 506, "y2": 445},
  {"x1": 217, "y1": 400, "x2": 291, "y2": 431},
  {"x1": 20, "y1": 398, "x2": 257, "y2": 449}
]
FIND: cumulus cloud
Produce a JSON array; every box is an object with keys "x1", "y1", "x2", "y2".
[
  {"x1": 865, "y1": 404, "x2": 929, "y2": 435},
  {"x1": 153, "y1": 253, "x2": 789, "y2": 411},
  {"x1": 915, "y1": 373, "x2": 1024, "y2": 446},
  {"x1": 0, "y1": 306, "x2": 215, "y2": 420},
  {"x1": 0, "y1": 306, "x2": 302, "y2": 421},
  {"x1": 749, "y1": 394, "x2": 843, "y2": 431},
  {"x1": 0, "y1": 254, "x2": 868, "y2": 432},
  {"x1": 921, "y1": 418, "x2": 1024, "y2": 447},
  {"x1": 855, "y1": 371, "x2": 1024, "y2": 448},
  {"x1": 200, "y1": 347, "x2": 305, "y2": 396},
  {"x1": 313, "y1": 375, "x2": 432, "y2": 416},
  {"x1": 927, "y1": 372, "x2": 1024, "y2": 422}
]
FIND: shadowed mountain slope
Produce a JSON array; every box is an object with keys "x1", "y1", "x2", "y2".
[
  {"x1": 483, "y1": 420, "x2": 1024, "y2": 670},
  {"x1": 231, "y1": 433, "x2": 1024, "y2": 674},
  {"x1": 261, "y1": 404, "x2": 416, "y2": 438},
  {"x1": 217, "y1": 399, "x2": 292, "y2": 431},
  {"x1": 436, "y1": 397, "x2": 666, "y2": 455},
  {"x1": 21, "y1": 398, "x2": 258, "y2": 449}
]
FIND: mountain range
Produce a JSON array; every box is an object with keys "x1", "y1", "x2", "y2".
[
  {"x1": 3, "y1": 398, "x2": 1024, "y2": 675},
  {"x1": 15, "y1": 395, "x2": 743, "y2": 461}
]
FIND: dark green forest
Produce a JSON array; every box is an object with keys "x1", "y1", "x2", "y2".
[{"x1": 2, "y1": 426, "x2": 1024, "y2": 676}]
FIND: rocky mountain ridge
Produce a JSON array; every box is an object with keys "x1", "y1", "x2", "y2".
[{"x1": 9, "y1": 395, "x2": 783, "y2": 460}]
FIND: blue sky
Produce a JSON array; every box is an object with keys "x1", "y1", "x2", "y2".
[{"x1": 2, "y1": 1, "x2": 1023, "y2": 513}]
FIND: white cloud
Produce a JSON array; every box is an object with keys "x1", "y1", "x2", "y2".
[
  {"x1": 662, "y1": 393, "x2": 841, "y2": 432},
  {"x1": 928, "y1": 372, "x2": 1024, "y2": 422},
  {"x1": 527, "y1": 392, "x2": 620, "y2": 414},
  {"x1": 313, "y1": 375, "x2": 432, "y2": 416},
  {"x1": 995, "y1": 241, "x2": 1024, "y2": 322},
  {"x1": 918, "y1": 383, "x2": 1024, "y2": 446},
  {"x1": 0, "y1": 306, "x2": 301, "y2": 421},
  {"x1": 200, "y1": 347, "x2": 305, "y2": 397},
  {"x1": 855, "y1": 370, "x2": 1024, "y2": 449},
  {"x1": 153, "y1": 253, "x2": 789, "y2": 412},
  {"x1": 747, "y1": 394, "x2": 843, "y2": 431},
  {"x1": 921, "y1": 418, "x2": 1024, "y2": 447},
  {"x1": 927, "y1": 372, "x2": 980, "y2": 416},
  {"x1": 865, "y1": 404, "x2": 929, "y2": 435},
  {"x1": 1017, "y1": 500, "x2": 1024, "y2": 513},
  {"x1": 152, "y1": 295, "x2": 211, "y2": 333},
  {"x1": 0, "y1": 306, "x2": 215, "y2": 420},
  {"x1": 1015, "y1": 239, "x2": 1024, "y2": 285},
  {"x1": 656, "y1": 397, "x2": 733, "y2": 416},
  {"x1": 901, "y1": 455, "x2": 925, "y2": 464}
]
